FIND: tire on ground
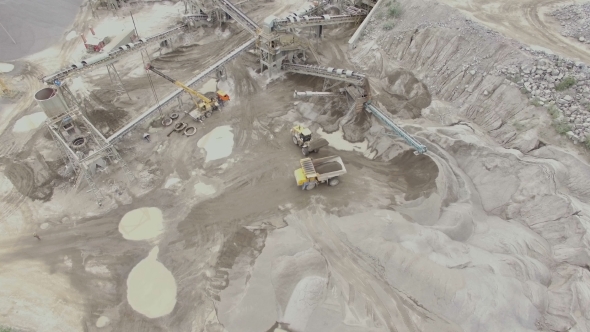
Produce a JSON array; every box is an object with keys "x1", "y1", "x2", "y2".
[{"x1": 328, "y1": 177, "x2": 340, "y2": 186}]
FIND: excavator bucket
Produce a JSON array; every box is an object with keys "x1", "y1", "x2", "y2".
[{"x1": 307, "y1": 138, "x2": 328, "y2": 151}]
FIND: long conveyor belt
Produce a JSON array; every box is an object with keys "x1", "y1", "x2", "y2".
[
  {"x1": 214, "y1": 0, "x2": 259, "y2": 35},
  {"x1": 42, "y1": 24, "x2": 197, "y2": 84},
  {"x1": 282, "y1": 63, "x2": 366, "y2": 85},
  {"x1": 364, "y1": 101, "x2": 427, "y2": 154},
  {"x1": 272, "y1": 13, "x2": 366, "y2": 31},
  {"x1": 107, "y1": 37, "x2": 256, "y2": 143}
]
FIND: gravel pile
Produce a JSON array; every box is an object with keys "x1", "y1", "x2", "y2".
[
  {"x1": 550, "y1": 3, "x2": 590, "y2": 43},
  {"x1": 496, "y1": 48, "x2": 590, "y2": 143}
]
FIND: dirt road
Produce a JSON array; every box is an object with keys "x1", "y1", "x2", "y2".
[{"x1": 436, "y1": 0, "x2": 590, "y2": 63}]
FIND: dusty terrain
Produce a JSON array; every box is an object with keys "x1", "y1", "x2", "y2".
[{"x1": 0, "y1": 0, "x2": 589, "y2": 331}]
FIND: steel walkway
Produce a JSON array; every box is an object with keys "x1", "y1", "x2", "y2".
[
  {"x1": 214, "y1": 0, "x2": 259, "y2": 35},
  {"x1": 364, "y1": 101, "x2": 427, "y2": 154},
  {"x1": 282, "y1": 63, "x2": 366, "y2": 85},
  {"x1": 107, "y1": 37, "x2": 256, "y2": 143}
]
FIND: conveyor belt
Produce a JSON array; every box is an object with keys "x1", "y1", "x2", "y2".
[
  {"x1": 364, "y1": 101, "x2": 427, "y2": 154},
  {"x1": 282, "y1": 63, "x2": 365, "y2": 85},
  {"x1": 42, "y1": 24, "x2": 196, "y2": 84},
  {"x1": 272, "y1": 13, "x2": 366, "y2": 31},
  {"x1": 107, "y1": 37, "x2": 256, "y2": 143},
  {"x1": 214, "y1": 0, "x2": 259, "y2": 35}
]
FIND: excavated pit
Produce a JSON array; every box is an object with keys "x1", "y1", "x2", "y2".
[{"x1": 0, "y1": 0, "x2": 589, "y2": 331}]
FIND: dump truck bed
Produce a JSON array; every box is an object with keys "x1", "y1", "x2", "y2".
[
  {"x1": 300, "y1": 155, "x2": 346, "y2": 181},
  {"x1": 307, "y1": 138, "x2": 329, "y2": 151}
]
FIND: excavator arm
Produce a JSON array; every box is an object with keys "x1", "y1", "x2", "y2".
[{"x1": 173, "y1": 81, "x2": 213, "y2": 104}]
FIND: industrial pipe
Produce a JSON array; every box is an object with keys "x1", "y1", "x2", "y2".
[{"x1": 293, "y1": 90, "x2": 341, "y2": 98}]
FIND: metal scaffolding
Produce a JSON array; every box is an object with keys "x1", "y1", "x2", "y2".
[
  {"x1": 46, "y1": 82, "x2": 135, "y2": 206},
  {"x1": 106, "y1": 63, "x2": 131, "y2": 100}
]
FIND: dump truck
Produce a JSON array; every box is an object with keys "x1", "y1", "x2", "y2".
[
  {"x1": 290, "y1": 125, "x2": 329, "y2": 156},
  {"x1": 294, "y1": 155, "x2": 347, "y2": 190}
]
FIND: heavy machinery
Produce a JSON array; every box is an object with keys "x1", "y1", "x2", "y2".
[
  {"x1": 294, "y1": 155, "x2": 347, "y2": 190},
  {"x1": 290, "y1": 125, "x2": 329, "y2": 156},
  {"x1": 146, "y1": 63, "x2": 230, "y2": 119}
]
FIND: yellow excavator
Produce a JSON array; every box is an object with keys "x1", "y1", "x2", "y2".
[
  {"x1": 146, "y1": 64, "x2": 230, "y2": 119},
  {"x1": 291, "y1": 125, "x2": 329, "y2": 156}
]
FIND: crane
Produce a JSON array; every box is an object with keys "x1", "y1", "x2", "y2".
[{"x1": 145, "y1": 64, "x2": 230, "y2": 118}]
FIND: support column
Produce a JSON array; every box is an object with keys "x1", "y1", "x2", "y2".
[{"x1": 106, "y1": 63, "x2": 131, "y2": 100}]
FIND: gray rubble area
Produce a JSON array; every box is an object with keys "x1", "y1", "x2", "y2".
[
  {"x1": 551, "y1": 3, "x2": 590, "y2": 44},
  {"x1": 496, "y1": 53, "x2": 590, "y2": 143}
]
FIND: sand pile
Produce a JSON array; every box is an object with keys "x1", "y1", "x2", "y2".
[{"x1": 216, "y1": 123, "x2": 590, "y2": 331}]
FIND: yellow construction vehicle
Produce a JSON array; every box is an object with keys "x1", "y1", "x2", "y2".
[
  {"x1": 0, "y1": 77, "x2": 10, "y2": 96},
  {"x1": 294, "y1": 155, "x2": 347, "y2": 190},
  {"x1": 146, "y1": 64, "x2": 230, "y2": 119},
  {"x1": 290, "y1": 125, "x2": 329, "y2": 156}
]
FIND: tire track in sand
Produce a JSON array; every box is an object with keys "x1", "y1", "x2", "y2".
[
  {"x1": 295, "y1": 208, "x2": 460, "y2": 332},
  {"x1": 437, "y1": 0, "x2": 590, "y2": 63}
]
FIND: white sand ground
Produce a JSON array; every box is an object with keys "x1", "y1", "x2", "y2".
[
  {"x1": 164, "y1": 177, "x2": 181, "y2": 189},
  {"x1": 198, "y1": 78, "x2": 217, "y2": 94},
  {"x1": 197, "y1": 125, "x2": 234, "y2": 162},
  {"x1": 316, "y1": 127, "x2": 375, "y2": 158},
  {"x1": 194, "y1": 182, "x2": 216, "y2": 196},
  {"x1": 12, "y1": 112, "x2": 47, "y2": 133},
  {"x1": 118, "y1": 207, "x2": 164, "y2": 241},
  {"x1": 0, "y1": 63, "x2": 14, "y2": 73},
  {"x1": 95, "y1": 315, "x2": 110, "y2": 328},
  {"x1": 126, "y1": 246, "x2": 177, "y2": 318}
]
